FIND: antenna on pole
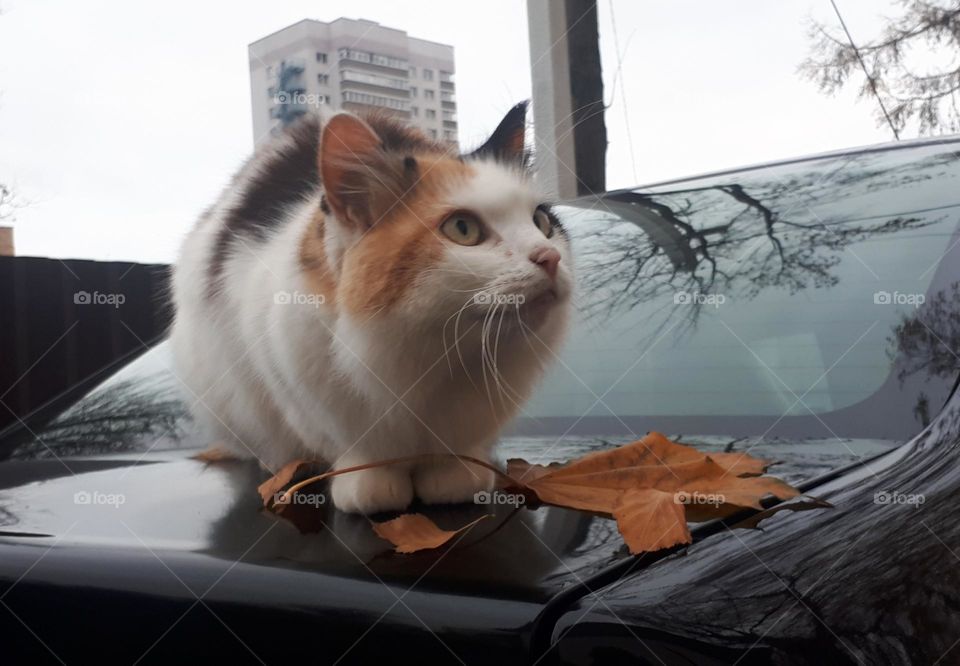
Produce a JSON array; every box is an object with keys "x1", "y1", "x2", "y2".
[{"x1": 829, "y1": 0, "x2": 900, "y2": 140}]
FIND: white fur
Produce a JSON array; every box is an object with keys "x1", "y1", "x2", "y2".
[{"x1": 171, "y1": 152, "x2": 573, "y2": 514}]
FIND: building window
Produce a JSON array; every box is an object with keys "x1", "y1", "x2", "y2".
[
  {"x1": 409, "y1": 66, "x2": 417, "y2": 77},
  {"x1": 424, "y1": 89, "x2": 435, "y2": 100},
  {"x1": 423, "y1": 68, "x2": 434, "y2": 81},
  {"x1": 411, "y1": 106, "x2": 418, "y2": 117},
  {"x1": 429, "y1": 129, "x2": 437, "y2": 139},
  {"x1": 444, "y1": 130, "x2": 456, "y2": 141},
  {"x1": 316, "y1": 52, "x2": 327, "y2": 64},
  {"x1": 341, "y1": 69, "x2": 409, "y2": 91},
  {"x1": 318, "y1": 74, "x2": 329, "y2": 85},
  {"x1": 425, "y1": 109, "x2": 436, "y2": 119},
  {"x1": 410, "y1": 86, "x2": 417, "y2": 97},
  {"x1": 338, "y1": 48, "x2": 407, "y2": 70},
  {"x1": 266, "y1": 65, "x2": 273, "y2": 77},
  {"x1": 341, "y1": 90, "x2": 409, "y2": 111}
]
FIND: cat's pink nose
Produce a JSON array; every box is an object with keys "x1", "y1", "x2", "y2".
[{"x1": 529, "y1": 246, "x2": 561, "y2": 279}]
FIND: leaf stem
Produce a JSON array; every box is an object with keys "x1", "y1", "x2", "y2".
[{"x1": 278, "y1": 453, "x2": 527, "y2": 504}]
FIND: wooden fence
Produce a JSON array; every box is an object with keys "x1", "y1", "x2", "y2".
[{"x1": 0, "y1": 256, "x2": 171, "y2": 434}]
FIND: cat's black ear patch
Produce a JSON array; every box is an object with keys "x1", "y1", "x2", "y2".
[{"x1": 466, "y1": 101, "x2": 529, "y2": 165}]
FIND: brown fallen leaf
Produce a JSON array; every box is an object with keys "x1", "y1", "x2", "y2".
[
  {"x1": 372, "y1": 513, "x2": 490, "y2": 554},
  {"x1": 191, "y1": 446, "x2": 240, "y2": 464},
  {"x1": 515, "y1": 434, "x2": 796, "y2": 514},
  {"x1": 707, "y1": 451, "x2": 771, "y2": 477},
  {"x1": 256, "y1": 433, "x2": 814, "y2": 557},
  {"x1": 613, "y1": 489, "x2": 692, "y2": 553},
  {"x1": 537, "y1": 433, "x2": 768, "y2": 480},
  {"x1": 507, "y1": 433, "x2": 802, "y2": 553},
  {"x1": 257, "y1": 459, "x2": 317, "y2": 508}
]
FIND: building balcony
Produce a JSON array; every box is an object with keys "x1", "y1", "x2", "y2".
[
  {"x1": 340, "y1": 74, "x2": 410, "y2": 97},
  {"x1": 337, "y1": 48, "x2": 408, "y2": 76},
  {"x1": 440, "y1": 80, "x2": 455, "y2": 91},
  {"x1": 441, "y1": 100, "x2": 456, "y2": 110},
  {"x1": 342, "y1": 101, "x2": 411, "y2": 120},
  {"x1": 443, "y1": 120, "x2": 458, "y2": 129},
  {"x1": 341, "y1": 90, "x2": 410, "y2": 113}
]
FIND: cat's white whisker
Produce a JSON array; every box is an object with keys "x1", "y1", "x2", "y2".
[{"x1": 442, "y1": 294, "x2": 481, "y2": 381}]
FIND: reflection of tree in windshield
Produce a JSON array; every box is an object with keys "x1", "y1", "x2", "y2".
[
  {"x1": 11, "y1": 376, "x2": 190, "y2": 459},
  {"x1": 889, "y1": 281, "x2": 960, "y2": 426},
  {"x1": 573, "y1": 151, "x2": 954, "y2": 329}
]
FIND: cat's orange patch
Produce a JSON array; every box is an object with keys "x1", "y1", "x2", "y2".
[
  {"x1": 339, "y1": 155, "x2": 474, "y2": 314},
  {"x1": 299, "y1": 210, "x2": 338, "y2": 306}
]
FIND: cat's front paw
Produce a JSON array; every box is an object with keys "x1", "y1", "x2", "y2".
[
  {"x1": 330, "y1": 466, "x2": 413, "y2": 514},
  {"x1": 414, "y1": 459, "x2": 495, "y2": 505}
]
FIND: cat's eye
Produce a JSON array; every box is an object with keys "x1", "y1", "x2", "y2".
[
  {"x1": 440, "y1": 211, "x2": 484, "y2": 246},
  {"x1": 533, "y1": 208, "x2": 554, "y2": 238}
]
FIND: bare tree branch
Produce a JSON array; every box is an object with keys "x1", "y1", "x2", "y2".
[{"x1": 800, "y1": 0, "x2": 960, "y2": 135}]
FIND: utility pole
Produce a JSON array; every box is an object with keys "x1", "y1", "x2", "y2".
[{"x1": 527, "y1": 0, "x2": 606, "y2": 199}]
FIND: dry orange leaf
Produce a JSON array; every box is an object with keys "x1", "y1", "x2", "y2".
[
  {"x1": 613, "y1": 489, "x2": 692, "y2": 553},
  {"x1": 258, "y1": 433, "x2": 814, "y2": 557},
  {"x1": 257, "y1": 459, "x2": 315, "y2": 508},
  {"x1": 707, "y1": 451, "x2": 770, "y2": 477},
  {"x1": 191, "y1": 446, "x2": 240, "y2": 464},
  {"x1": 372, "y1": 513, "x2": 490, "y2": 554},
  {"x1": 505, "y1": 433, "x2": 802, "y2": 553}
]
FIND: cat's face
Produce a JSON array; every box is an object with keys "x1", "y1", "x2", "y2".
[
  {"x1": 318, "y1": 104, "x2": 573, "y2": 348},
  {"x1": 408, "y1": 159, "x2": 572, "y2": 333}
]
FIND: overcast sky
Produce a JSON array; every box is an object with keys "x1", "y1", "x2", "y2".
[{"x1": 0, "y1": 0, "x2": 900, "y2": 263}]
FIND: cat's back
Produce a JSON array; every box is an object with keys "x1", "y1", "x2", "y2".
[
  {"x1": 167, "y1": 116, "x2": 330, "y2": 464},
  {"x1": 174, "y1": 114, "x2": 323, "y2": 307}
]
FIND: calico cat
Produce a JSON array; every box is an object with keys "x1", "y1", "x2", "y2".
[{"x1": 170, "y1": 102, "x2": 573, "y2": 513}]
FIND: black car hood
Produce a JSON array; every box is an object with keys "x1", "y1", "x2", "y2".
[
  {"x1": 0, "y1": 432, "x2": 898, "y2": 598},
  {"x1": 0, "y1": 443, "x2": 641, "y2": 599}
]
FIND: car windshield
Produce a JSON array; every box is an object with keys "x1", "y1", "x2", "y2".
[
  {"x1": 8, "y1": 140, "x2": 960, "y2": 475},
  {"x1": 518, "y1": 140, "x2": 960, "y2": 442}
]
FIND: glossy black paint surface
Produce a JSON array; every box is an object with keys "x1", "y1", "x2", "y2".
[
  {"x1": 551, "y1": 391, "x2": 960, "y2": 665},
  {"x1": 0, "y1": 448, "x2": 633, "y2": 664}
]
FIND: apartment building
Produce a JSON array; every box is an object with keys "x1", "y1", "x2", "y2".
[{"x1": 248, "y1": 18, "x2": 458, "y2": 147}]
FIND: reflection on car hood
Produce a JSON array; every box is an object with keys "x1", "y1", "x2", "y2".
[
  {"x1": 0, "y1": 433, "x2": 898, "y2": 598},
  {"x1": 0, "y1": 447, "x2": 617, "y2": 603}
]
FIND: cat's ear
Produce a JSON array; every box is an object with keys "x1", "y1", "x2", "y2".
[
  {"x1": 320, "y1": 113, "x2": 385, "y2": 228},
  {"x1": 467, "y1": 101, "x2": 529, "y2": 164}
]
